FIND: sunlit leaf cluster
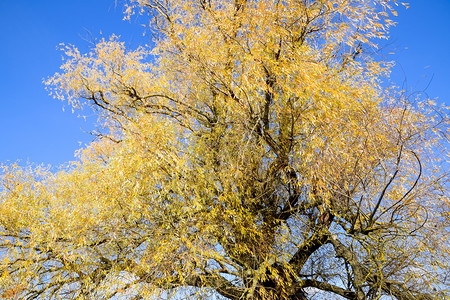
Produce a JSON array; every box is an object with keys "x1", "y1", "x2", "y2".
[{"x1": 1, "y1": 0, "x2": 448, "y2": 299}]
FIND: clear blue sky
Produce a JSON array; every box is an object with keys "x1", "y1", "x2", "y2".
[{"x1": 0, "y1": 0, "x2": 449, "y2": 166}]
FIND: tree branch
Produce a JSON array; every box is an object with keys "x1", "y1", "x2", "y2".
[{"x1": 302, "y1": 279, "x2": 357, "y2": 299}]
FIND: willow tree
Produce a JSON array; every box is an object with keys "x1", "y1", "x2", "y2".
[{"x1": 0, "y1": 0, "x2": 449, "y2": 299}]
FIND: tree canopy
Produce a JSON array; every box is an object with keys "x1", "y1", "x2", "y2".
[{"x1": 1, "y1": 0, "x2": 449, "y2": 299}]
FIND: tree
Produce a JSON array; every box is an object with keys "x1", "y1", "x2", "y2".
[{"x1": 0, "y1": 0, "x2": 449, "y2": 299}]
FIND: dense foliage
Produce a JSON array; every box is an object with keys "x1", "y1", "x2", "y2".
[{"x1": 1, "y1": 0, "x2": 449, "y2": 299}]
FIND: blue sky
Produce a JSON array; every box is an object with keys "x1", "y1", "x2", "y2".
[{"x1": 0, "y1": 0, "x2": 449, "y2": 167}]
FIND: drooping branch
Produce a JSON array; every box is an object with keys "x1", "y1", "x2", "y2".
[{"x1": 330, "y1": 235, "x2": 437, "y2": 300}]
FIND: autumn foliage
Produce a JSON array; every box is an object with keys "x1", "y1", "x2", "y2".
[{"x1": 1, "y1": 0, "x2": 449, "y2": 299}]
